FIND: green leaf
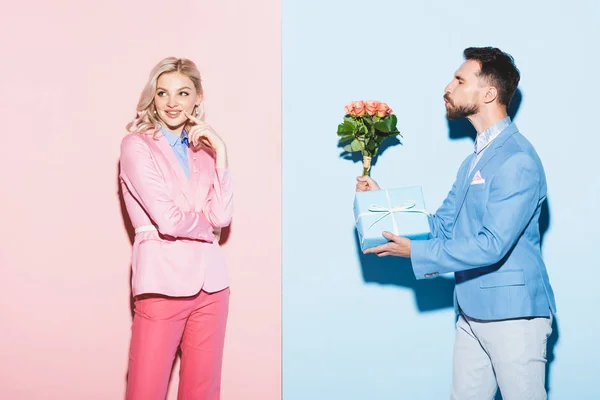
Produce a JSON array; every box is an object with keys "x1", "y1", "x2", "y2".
[
  {"x1": 344, "y1": 116, "x2": 356, "y2": 125},
  {"x1": 374, "y1": 117, "x2": 393, "y2": 133},
  {"x1": 343, "y1": 144, "x2": 353, "y2": 152},
  {"x1": 337, "y1": 120, "x2": 357, "y2": 135},
  {"x1": 366, "y1": 140, "x2": 378, "y2": 152},
  {"x1": 338, "y1": 134, "x2": 354, "y2": 143},
  {"x1": 357, "y1": 122, "x2": 368, "y2": 135},
  {"x1": 350, "y1": 139, "x2": 363, "y2": 151},
  {"x1": 389, "y1": 114, "x2": 398, "y2": 129}
]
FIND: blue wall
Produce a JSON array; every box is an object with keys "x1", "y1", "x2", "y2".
[{"x1": 283, "y1": 0, "x2": 600, "y2": 398}]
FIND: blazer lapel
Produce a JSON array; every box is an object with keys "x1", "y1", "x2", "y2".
[
  {"x1": 455, "y1": 152, "x2": 474, "y2": 198},
  {"x1": 190, "y1": 146, "x2": 215, "y2": 210},
  {"x1": 453, "y1": 123, "x2": 519, "y2": 222},
  {"x1": 151, "y1": 135, "x2": 193, "y2": 202}
]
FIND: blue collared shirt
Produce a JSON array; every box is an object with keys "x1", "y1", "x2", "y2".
[
  {"x1": 160, "y1": 127, "x2": 190, "y2": 179},
  {"x1": 469, "y1": 117, "x2": 512, "y2": 174}
]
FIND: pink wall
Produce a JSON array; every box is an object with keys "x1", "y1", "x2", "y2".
[{"x1": 0, "y1": 1, "x2": 280, "y2": 399}]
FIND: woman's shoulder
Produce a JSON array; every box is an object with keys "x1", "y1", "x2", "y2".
[
  {"x1": 122, "y1": 130, "x2": 155, "y2": 146},
  {"x1": 120, "y1": 131, "x2": 159, "y2": 157}
]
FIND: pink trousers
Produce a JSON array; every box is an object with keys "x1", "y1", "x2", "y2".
[{"x1": 125, "y1": 288, "x2": 230, "y2": 400}]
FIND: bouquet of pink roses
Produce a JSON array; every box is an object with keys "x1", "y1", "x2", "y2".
[{"x1": 337, "y1": 100, "x2": 402, "y2": 176}]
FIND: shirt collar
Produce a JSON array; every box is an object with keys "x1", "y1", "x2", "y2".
[
  {"x1": 474, "y1": 117, "x2": 511, "y2": 154},
  {"x1": 159, "y1": 126, "x2": 188, "y2": 148}
]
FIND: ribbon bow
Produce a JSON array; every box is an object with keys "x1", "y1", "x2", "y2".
[
  {"x1": 181, "y1": 135, "x2": 190, "y2": 148},
  {"x1": 355, "y1": 189, "x2": 429, "y2": 244}
]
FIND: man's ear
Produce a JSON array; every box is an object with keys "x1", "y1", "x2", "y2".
[{"x1": 484, "y1": 86, "x2": 498, "y2": 104}]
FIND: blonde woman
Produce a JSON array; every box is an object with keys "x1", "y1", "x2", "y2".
[{"x1": 120, "y1": 57, "x2": 233, "y2": 400}]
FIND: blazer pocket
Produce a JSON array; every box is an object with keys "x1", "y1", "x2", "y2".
[
  {"x1": 479, "y1": 269, "x2": 525, "y2": 288},
  {"x1": 467, "y1": 183, "x2": 486, "y2": 193}
]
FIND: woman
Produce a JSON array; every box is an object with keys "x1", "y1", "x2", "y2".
[{"x1": 120, "y1": 57, "x2": 233, "y2": 400}]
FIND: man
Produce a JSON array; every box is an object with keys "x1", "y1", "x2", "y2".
[{"x1": 357, "y1": 47, "x2": 556, "y2": 400}]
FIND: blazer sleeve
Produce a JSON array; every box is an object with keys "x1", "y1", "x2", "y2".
[
  {"x1": 119, "y1": 134, "x2": 216, "y2": 241},
  {"x1": 410, "y1": 153, "x2": 540, "y2": 279},
  {"x1": 201, "y1": 167, "x2": 234, "y2": 228},
  {"x1": 428, "y1": 180, "x2": 458, "y2": 240}
]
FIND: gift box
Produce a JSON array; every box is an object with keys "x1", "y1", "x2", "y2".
[{"x1": 354, "y1": 186, "x2": 431, "y2": 251}]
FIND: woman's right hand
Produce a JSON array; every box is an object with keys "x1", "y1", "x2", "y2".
[
  {"x1": 184, "y1": 112, "x2": 226, "y2": 152},
  {"x1": 184, "y1": 111, "x2": 228, "y2": 168},
  {"x1": 356, "y1": 176, "x2": 380, "y2": 192}
]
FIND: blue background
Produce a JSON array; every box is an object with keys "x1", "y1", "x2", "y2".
[{"x1": 283, "y1": 0, "x2": 599, "y2": 398}]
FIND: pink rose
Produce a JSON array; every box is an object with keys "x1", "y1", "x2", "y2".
[
  {"x1": 365, "y1": 100, "x2": 381, "y2": 116},
  {"x1": 351, "y1": 101, "x2": 366, "y2": 116},
  {"x1": 344, "y1": 102, "x2": 353, "y2": 115},
  {"x1": 376, "y1": 102, "x2": 393, "y2": 118}
]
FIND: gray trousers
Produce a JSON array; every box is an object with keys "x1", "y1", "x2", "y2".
[{"x1": 451, "y1": 313, "x2": 553, "y2": 400}]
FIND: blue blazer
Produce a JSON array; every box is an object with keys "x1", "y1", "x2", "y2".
[{"x1": 411, "y1": 123, "x2": 556, "y2": 320}]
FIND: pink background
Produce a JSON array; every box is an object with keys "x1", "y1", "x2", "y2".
[{"x1": 0, "y1": 1, "x2": 280, "y2": 399}]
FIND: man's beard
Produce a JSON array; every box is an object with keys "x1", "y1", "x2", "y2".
[
  {"x1": 446, "y1": 104, "x2": 479, "y2": 120},
  {"x1": 444, "y1": 94, "x2": 479, "y2": 120}
]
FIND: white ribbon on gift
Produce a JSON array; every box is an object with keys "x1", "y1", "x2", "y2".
[{"x1": 355, "y1": 189, "x2": 429, "y2": 244}]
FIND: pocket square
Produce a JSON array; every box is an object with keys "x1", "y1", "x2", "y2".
[{"x1": 471, "y1": 170, "x2": 485, "y2": 185}]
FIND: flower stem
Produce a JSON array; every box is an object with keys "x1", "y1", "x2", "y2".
[{"x1": 362, "y1": 155, "x2": 372, "y2": 176}]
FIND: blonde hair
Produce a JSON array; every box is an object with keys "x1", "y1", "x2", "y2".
[{"x1": 126, "y1": 57, "x2": 204, "y2": 136}]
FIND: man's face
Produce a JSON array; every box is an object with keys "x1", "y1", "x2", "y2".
[{"x1": 443, "y1": 60, "x2": 483, "y2": 120}]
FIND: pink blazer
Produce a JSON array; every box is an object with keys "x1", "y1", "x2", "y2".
[{"x1": 119, "y1": 132, "x2": 233, "y2": 297}]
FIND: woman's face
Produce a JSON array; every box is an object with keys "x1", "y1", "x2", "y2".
[{"x1": 154, "y1": 71, "x2": 201, "y2": 133}]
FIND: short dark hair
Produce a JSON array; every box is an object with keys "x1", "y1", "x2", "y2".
[{"x1": 463, "y1": 47, "x2": 520, "y2": 106}]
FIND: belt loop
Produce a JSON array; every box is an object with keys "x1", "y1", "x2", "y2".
[{"x1": 134, "y1": 225, "x2": 158, "y2": 234}]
